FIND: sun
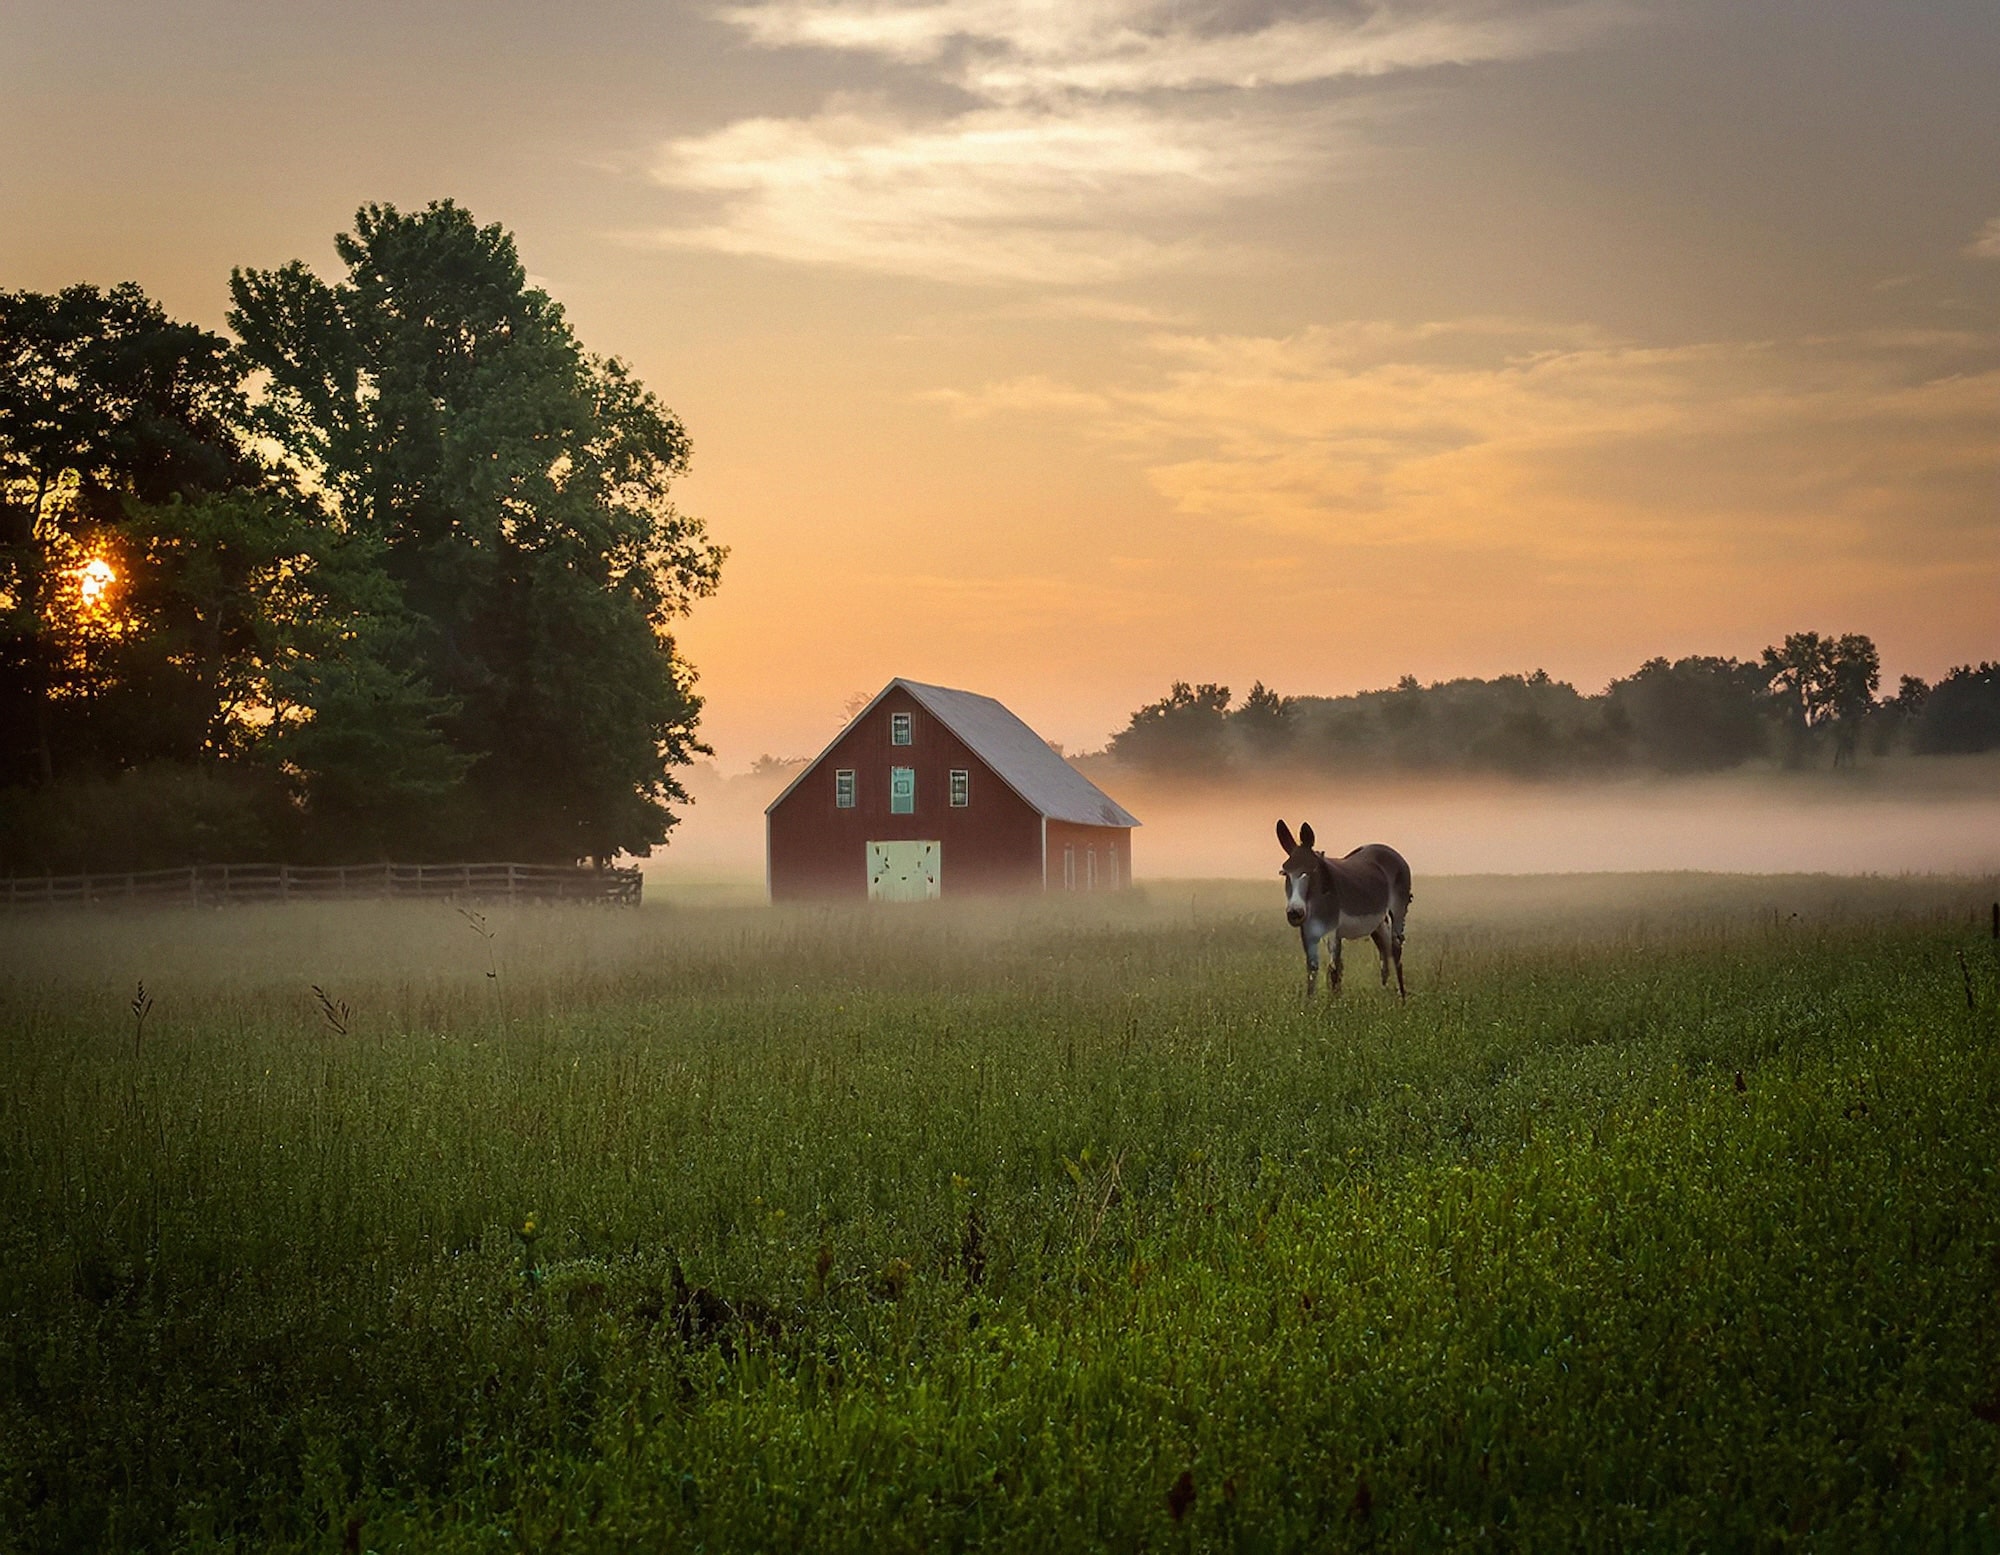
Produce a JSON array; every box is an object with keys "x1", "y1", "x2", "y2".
[{"x1": 77, "y1": 556, "x2": 116, "y2": 609}]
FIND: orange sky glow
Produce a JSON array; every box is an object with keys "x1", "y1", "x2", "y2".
[{"x1": 4, "y1": 0, "x2": 1996, "y2": 769}]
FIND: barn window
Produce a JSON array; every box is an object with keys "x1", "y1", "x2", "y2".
[
  {"x1": 1108, "y1": 843, "x2": 1119, "y2": 887},
  {"x1": 1086, "y1": 847, "x2": 1097, "y2": 891},
  {"x1": 1063, "y1": 844, "x2": 1075, "y2": 890},
  {"x1": 949, "y1": 769, "x2": 970, "y2": 807},
  {"x1": 890, "y1": 712, "x2": 912, "y2": 746},
  {"x1": 834, "y1": 769, "x2": 856, "y2": 809},
  {"x1": 889, "y1": 766, "x2": 916, "y2": 814}
]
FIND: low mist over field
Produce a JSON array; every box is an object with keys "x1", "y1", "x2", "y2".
[
  {"x1": 654, "y1": 754, "x2": 2000, "y2": 886},
  {"x1": 1113, "y1": 760, "x2": 2000, "y2": 878}
]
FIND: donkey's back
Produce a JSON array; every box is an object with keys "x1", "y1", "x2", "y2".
[{"x1": 1341, "y1": 843, "x2": 1412, "y2": 915}]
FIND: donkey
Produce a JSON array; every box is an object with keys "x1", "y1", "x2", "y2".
[{"x1": 1276, "y1": 821, "x2": 1412, "y2": 1001}]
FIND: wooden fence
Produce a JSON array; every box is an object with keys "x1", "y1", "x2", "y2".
[{"x1": 0, "y1": 861, "x2": 643, "y2": 911}]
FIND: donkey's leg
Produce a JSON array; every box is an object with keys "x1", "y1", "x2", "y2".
[
  {"x1": 1389, "y1": 901, "x2": 1408, "y2": 1001},
  {"x1": 1371, "y1": 922, "x2": 1393, "y2": 987},
  {"x1": 1302, "y1": 931, "x2": 1320, "y2": 1000},
  {"x1": 1329, "y1": 935, "x2": 1344, "y2": 995}
]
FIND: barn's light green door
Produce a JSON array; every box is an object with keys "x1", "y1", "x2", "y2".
[{"x1": 867, "y1": 841, "x2": 940, "y2": 902}]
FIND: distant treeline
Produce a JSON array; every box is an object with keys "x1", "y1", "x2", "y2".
[{"x1": 1107, "y1": 636, "x2": 2000, "y2": 779}]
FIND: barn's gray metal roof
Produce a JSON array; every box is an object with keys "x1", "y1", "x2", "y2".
[
  {"x1": 895, "y1": 680, "x2": 1140, "y2": 828},
  {"x1": 765, "y1": 678, "x2": 1140, "y2": 828}
]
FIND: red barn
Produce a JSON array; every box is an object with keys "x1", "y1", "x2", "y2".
[{"x1": 765, "y1": 679, "x2": 1141, "y2": 901}]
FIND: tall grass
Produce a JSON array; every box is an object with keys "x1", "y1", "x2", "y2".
[{"x1": 3, "y1": 876, "x2": 1997, "y2": 1551}]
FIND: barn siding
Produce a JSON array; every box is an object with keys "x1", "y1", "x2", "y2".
[
  {"x1": 1042, "y1": 819, "x2": 1134, "y2": 893},
  {"x1": 768, "y1": 686, "x2": 1045, "y2": 900}
]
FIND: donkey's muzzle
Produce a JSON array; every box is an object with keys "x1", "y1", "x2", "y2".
[{"x1": 1286, "y1": 908, "x2": 1305, "y2": 927}]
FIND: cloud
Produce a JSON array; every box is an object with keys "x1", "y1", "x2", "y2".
[
  {"x1": 719, "y1": 0, "x2": 1617, "y2": 100},
  {"x1": 935, "y1": 320, "x2": 2000, "y2": 570},
  {"x1": 655, "y1": 2, "x2": 1619, "y2": 282},
  {"x1": 653, "y1": 97, "x2": 1336, "y2": 283},
  {"x1": 987, "y1": 292, "x2": 1196, "y2": 324},
  {"x1": 1969, "y1": 216, "x2": 2000, "y2": 260}
]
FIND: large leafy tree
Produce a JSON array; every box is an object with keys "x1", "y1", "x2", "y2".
[
  {"x1": 1761, "y1": 631, "x2": 1880, "y2": 767},
  {"x1": 1605, "y1": 655, "x2": 1772, "y2": 772},
  {"x1": 229, "y1": 201, "x2": 724, "y2": 862},
  {"x1": 0, "y1": 283, "x2": 264, "y2": 785},
  {"x1": 1109, "y1": 681, "x2": 1233, "y2": 772},
  {"x1": 1228, "y1": 680, "x2": 1295, "y2": 761},
  {"x1": 1911, "y1": 663, "x2": 2000, "y2": 755}
]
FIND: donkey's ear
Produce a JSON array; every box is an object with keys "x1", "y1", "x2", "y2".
[
  {"x1": 1275, "y1": 819, "x2": 1296, "y2": 854},
  {"x1": 1299, "y1": 821, "x2": 1315, "y2": 851}
]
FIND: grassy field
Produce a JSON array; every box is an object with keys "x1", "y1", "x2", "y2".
[{"x1": 3, "y1": 874, "x2": 1999, "y2": 1552}]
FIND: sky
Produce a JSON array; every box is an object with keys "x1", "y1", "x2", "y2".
[{"x1": 4, "y1": 0, "x2": 1997, "y2": 767}]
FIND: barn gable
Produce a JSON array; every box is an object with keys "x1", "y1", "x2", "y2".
[{"x1": 766, "y1": 679, "x2": 1140, "y2": 828}]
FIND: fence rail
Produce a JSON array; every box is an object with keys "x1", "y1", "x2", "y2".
[{"x1": 1, "y1": 862, "x2": 643, "y2": 911}]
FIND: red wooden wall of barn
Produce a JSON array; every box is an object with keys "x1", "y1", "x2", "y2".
[
  {"x1": 1043, "y1": 819, "x2": 1133, "y2": 894},
  {"x1": 766, "y1": 685, "x2": 1133, "y2": 901}
]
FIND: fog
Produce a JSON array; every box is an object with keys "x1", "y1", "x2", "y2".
[{"x1": 647, "y1": 755, "x2": 2000, "y2": 887}]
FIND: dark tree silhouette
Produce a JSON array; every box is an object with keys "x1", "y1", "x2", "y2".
[
  {"x1": 230, "y1": 200, "x2": 725, "y2": 862},
  {"x1": 1912, "y1": 663, "x2": 2000, "y2": 755},
  {"x1": 1109, "y1": 681, "x2": 1233, "y2": 771},
  {"x1": 2, "y1": 206, "x2": 727, "y2": 874},
  {"x1": 1760, "y1": 631, "x2": 1880, "y2": 767},
  {"x1": 1104, "y1": 628, "x2": 1978, "y2": 782},
  {"x1": 1230, "y1": 681, "x2": 1294, "y2": 759},
  {"x1": 0, "y1": 283, "x2": 262, "y2": 786},
  {"x1": 1605, "y1": 656, "x2": 1771, "y2": 772}
]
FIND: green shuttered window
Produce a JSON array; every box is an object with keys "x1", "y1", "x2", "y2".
[{"x1": 889, "y1": 767, "x2": 916, "y2": 814}]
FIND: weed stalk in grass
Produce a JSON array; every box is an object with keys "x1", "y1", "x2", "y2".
[
  {"x1": 460, "y1": 906, "x2": 498, "y2": 982},
  {"x1": 128, "y1": 980, "x2": 153, "y2": 1060},
  {"x1": 311, "y1": 984, "x2": 351, "y2": 1037},
  {"x1": 460, "y1": 905, "x2": 504, "y2": 1028}
]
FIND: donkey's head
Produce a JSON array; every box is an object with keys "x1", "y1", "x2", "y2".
[{"x1": 1275, "y1": 820, "x2": 1323, "y2": 927}]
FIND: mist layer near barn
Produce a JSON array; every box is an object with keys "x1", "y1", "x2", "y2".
[{"x1": 683, "y1": 754, "x2": 2000, "y2": 887}]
